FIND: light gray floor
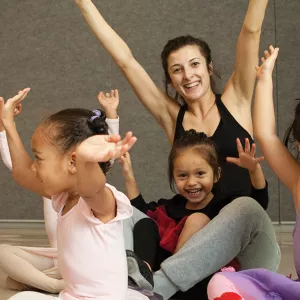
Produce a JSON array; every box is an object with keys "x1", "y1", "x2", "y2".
[{"x1": 0, "y1": 225, "x2": 296, "y2": 299}]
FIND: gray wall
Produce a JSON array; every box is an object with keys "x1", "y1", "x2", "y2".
[{"x1": 0, "y1": 0, "x2": 299, "y2": 222}]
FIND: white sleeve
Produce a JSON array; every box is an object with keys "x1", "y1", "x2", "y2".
[
  {"x1": 0, "y1": 130, "x2": 12, "y2": 171},
  {"x1": 106, "y1": 116, "x2": 119, "y2": 135}
]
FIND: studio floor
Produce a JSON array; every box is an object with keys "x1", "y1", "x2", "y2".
[{"x1": 0, "y1": 224, "x2": 296, "y2": 299}]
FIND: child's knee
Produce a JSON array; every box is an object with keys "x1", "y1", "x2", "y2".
[{"x1": 185, "y1": 213, "x2": 210, "y2": 229}]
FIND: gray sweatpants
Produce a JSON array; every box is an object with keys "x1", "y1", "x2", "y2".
[{"x1": 123, "y1": 197, "x2": 281, "y2": 299}]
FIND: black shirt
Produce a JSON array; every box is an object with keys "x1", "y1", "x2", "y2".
[
  {"x1": 131, "y1": 181, "x2": 269, "y2": 223},
  {"x1": 174, "y1": 94, "x2": 260, "y2": 201}
]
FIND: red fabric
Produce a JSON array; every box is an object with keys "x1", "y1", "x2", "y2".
[
  {"x1": 147, "y1": 205, "x2": 241, "y2": 271},
  {"x1": 213, "y1": 292, "x2": 242, "y2": 300},
  {"x1": 147, "y1": 206, "x2": 188, "y2": 253}
]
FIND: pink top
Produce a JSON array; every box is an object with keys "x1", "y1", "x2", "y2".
[{"x1": 52, "y1": 184, "x2": 132, "y2": 300}]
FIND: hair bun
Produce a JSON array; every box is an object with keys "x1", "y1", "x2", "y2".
[
  {"x1": 88, "y1": 109, "x2": 108, "y2": 135},
  {"x1": 185, "y1": 129, "x2": 207, "y2": 138}
]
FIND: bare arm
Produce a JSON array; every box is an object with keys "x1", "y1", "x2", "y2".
[
  {"x1": 120, "y1": 153, "x2": 140, "y2": 200},
  {"x1": 76, "y1": 133, "x2": 137, "y2": 223},
  {"x1": 0, "y1": 90, "x2": 50, "y2": 198},
  {"x1": 248, "y1": 163, "x2": 265, "y2": 190},
  {"x1": 254, "y1": 47, "x2": 300, "y2": 207},
  {"x1": 75, "y1": 0, "x2": 178, "y2": 136},
  {"x1": 229, "y1": 0, "x2": 269, "y2": 104},
  {"x1": 75, "y1": 155, "x2": 115, "y2": 223}
]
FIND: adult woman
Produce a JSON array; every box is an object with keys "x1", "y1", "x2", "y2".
[{"x1": 75, "y1": 1, "x2": 280, "y2": 299}]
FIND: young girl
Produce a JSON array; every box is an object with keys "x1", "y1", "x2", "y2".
[
  {"x1": 0, "y1": 89, "x2": 153, "y2": 300},
  {"x1": 0, "y1": 89, "x2": 120, "y2": 292},
  {"x1": 121, "y1": 130, "x2": 268, "y2": 298},
  {"x1": 207, "y1": 46, "x2": 300, "y2": 300}
]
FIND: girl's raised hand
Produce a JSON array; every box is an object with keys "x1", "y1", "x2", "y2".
[
  {"x1": 256, "y1": 45, "x2": 279, "y2": 81},
  {"x1": 77, "y1": 132, "x2": 137, "y2": 163},
  {"x1": 226, "y1": 138, "x2": 264, "y2": 172},
  {"x1": 97, "y1": 89, "x2": 119, "y2": 118},
  {"x1": 0, "y1": 88, "x2": 30, "y2": 126}
]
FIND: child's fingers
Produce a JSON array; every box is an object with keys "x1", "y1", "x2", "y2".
[
  {"x1": 250, "y1": 143, "x2": 256, "y2": 157},
  {"x1": 126, "y1": 137, "x2": 137, "y2": 151},
  {"x1": 264, "y1": 50, "x2": 270, "y2": 58},
  {"x1": 106, "y1": 134, "x2": 121, "y2": 143},
  {"x1": 120, "y1": 132, "x2": 133, "y2": 145},
  {"x1": 7, "y1": 88, "x2": 30, "y2": 105},
  {"x1": 115, "y1": 89, "x2": 119, "y2": 99},
  {"x1": 236, "y1": 138, "x2": 243, "y2": 154},
  {"x1": 244, "y1": 138, "x2": 251, "y2": 153},
  {"x1": 98, "y1": 91, "x2": 104, "y2": 100},
  {"x1": 256, "y1": 156, "x2": 264, "y2": 163},
  {"x1": 226, "y1": 157, "x2": 239, "y2": 166}
]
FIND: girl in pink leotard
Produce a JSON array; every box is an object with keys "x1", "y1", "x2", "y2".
[{"x1": 0, "y1": 88, "x2": 153, "y2": 300}]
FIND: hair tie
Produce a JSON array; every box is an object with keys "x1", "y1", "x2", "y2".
[{"x1": 90, "y1": 109, "x2": 102, "y2": 122}]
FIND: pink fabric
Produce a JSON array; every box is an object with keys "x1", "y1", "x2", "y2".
[
  {"x1": 208, "y1": 274, "x2": 244, "y2": 300},
  {"x1": 52, "y1": 183, "x2": 133, "y2": 300}
]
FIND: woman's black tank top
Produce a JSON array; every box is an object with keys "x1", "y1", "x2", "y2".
[{"x1": 174, "y1": 94, "x2": 253, "y2": 198}]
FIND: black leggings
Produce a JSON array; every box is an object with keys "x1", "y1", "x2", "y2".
[{"x1": 133, "y1": 218, "x2": 212, "y2": 300}]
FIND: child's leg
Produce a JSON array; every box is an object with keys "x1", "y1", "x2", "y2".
[
  {"x1": 0, "y1": 244, "x2": 65, "y2": 293},
  {"x1": 153, "y1": 198, "x2": 280, "y2": 300},
  {"x1": 123, "y1": 207, "x2": 150, "y2": 250},
  {"x1": 133, "y1": 218, "x2": 160, "y2": 268},
  {"x1": 127, "y1": 218, "x2": 159, "y2": 291},
  {"x1": 174, "y1": 213, "x2": 210, "y2": 253},
  {"x1": 8, "y1": 291, "x2": 58, "y2": 300}
]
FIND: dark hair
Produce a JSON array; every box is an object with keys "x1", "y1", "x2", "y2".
[
  {"x1": 161, "y1": 35, "x2": 221, "y2": 106},
  {"x1": 283, "y1": 100, "x2": 300, "y2": 158},
  {"x1": 168, "y1": 129, "x2": 220, "y2": 192},
  {"x1": 40, "y1": 108, "x2": 111, "y2": 174}
]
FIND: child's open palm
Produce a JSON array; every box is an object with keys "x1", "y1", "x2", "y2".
[
  {"x1": 0, "y1": 88, "x2": 30, "y2": 125},
  {"x1": 226, "y1": 138, "x2": 264, "y2": 172},
  {"x1": 256, "y1": 45, "x2": 279, "y2": 81},
  {"x1": 77, "y1": 132, "x2": 137, "y2": 163},
  {"x1": 97, "y1": 89, "x2": 119, "y2": 112}
]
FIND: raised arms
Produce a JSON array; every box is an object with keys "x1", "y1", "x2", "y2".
[
  {"x1": 254, "y1": 46, "x2": 300, "y2": 212},
  {"x1": 231, "y1": 0, "x2": 269, "y2": 103},
  {"x1": 75, "y1": 0, "x2": 178, "y2": 139}
]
